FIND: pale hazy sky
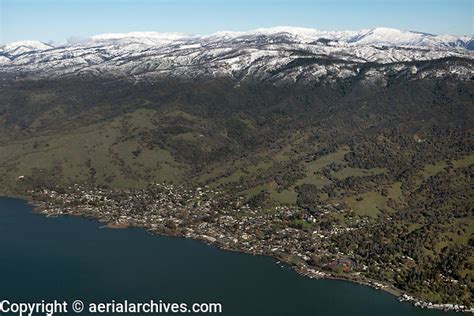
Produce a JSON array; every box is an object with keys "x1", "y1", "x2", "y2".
[{"x1": 1, "y1": 0, "x2": 472, "y2": 44}]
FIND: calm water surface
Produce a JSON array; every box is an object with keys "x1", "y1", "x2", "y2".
[{"x1": 0, "y1": 197, "x2": 458, "y2": 316}]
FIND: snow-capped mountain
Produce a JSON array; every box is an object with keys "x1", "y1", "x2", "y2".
[
  {"x1": 1, "y1": 27, "x2": 473, "y2": 84},
  {"x1": 1, "y1": 40, "x2": 52, "y2": 55}
]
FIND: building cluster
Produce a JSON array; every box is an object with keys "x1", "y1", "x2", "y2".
[
  {"x1": 399, "y1": 294, "x2": 473, "y2": 313},
  {"x1": 28, "y1": 183, "x2": 471, "y2": 313},
  {"x1": 30, "y1": 184, "x2": 360, "y2": 277}
]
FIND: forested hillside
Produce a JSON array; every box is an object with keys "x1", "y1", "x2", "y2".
[{"x1": 0, "y1": 70, "x2": 472, "y2": 305}]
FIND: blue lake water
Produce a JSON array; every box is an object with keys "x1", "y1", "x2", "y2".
[{"x1": 0, "y1": 197, "x2": 458, "y2": 316}]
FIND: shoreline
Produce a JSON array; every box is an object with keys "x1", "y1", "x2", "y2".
[{"x1": 21, "y1": 195, "x2": 472, "y2": 314}]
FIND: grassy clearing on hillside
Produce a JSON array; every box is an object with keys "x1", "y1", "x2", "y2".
[
  {"x1": 422, "y1": 161, "x2": 447, "y2": 178},
  {"x1": 296, "y1": 147, "x2": 349, "y2": 187},
  {"x1": 332, "y1": 167, "x2": 386, "y2": 180},
  {"x1": 386, "y1": 182, "x2": 404, "y2": 203},
  {"x1": 269, "y1": 189, "x2": 298, "y2": 204},
  {"x1": 434, "y1": 217, "x2": 474, "y2": 251},
  {"x1": 344, "y1": 191, "x2": 387, "y2": 218},
  {"x1": 453, "y1": 154, "x2": 474, "y2": 168}
]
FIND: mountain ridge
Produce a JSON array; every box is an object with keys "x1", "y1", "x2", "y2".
[
  {"x1": 1, "y1": 26, "x2": 473, "y2": 84},
  {"x1": 3, "y1": 26, "x2": 473, "y2": 49}
]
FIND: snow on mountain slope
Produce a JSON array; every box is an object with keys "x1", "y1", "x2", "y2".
[
  {"x1": 202, "y1": 27, "x2": 473, "y2": 49},
  {"x1": 348, "y1": 27, "x2": 473, "y2": 49},
  {"x1": 1, "y1": 40, "x2": 52, "y2": 56},
  {"x1": 91, "y1": 32, "x2": 193, "y2": 46},
  {"x1": 1, "y1": 27, "x2": 473, "y2": 84}
]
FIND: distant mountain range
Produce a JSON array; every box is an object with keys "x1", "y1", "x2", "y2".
[{"x1": 1, "y1": 27, "x2": 473, "y2": 83}]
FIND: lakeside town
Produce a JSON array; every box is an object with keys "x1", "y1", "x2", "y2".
[{"x1": 28, "y1": 183, "x2": 473, "y2": 314}]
